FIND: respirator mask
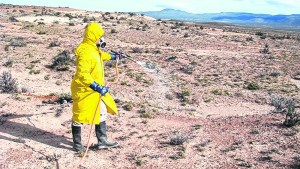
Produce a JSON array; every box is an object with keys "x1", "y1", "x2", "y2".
[{"x1": 96, "y1": 37, "x2": 106, "y2": 48}]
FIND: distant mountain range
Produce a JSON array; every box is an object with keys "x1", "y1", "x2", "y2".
[{"x1": 139, "y1": 8, "x2": 300, "y2": 30}]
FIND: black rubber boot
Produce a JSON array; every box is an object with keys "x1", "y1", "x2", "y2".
[
  {"x1": 72, "y1": 125, "x2": 85, "y2": 152},
  {"x1": 95, "y1": 121, "x2": 119, "y2": 149}
]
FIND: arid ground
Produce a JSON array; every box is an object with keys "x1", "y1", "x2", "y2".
[{"x1": 0, "y1": 4, "x2": 299, "y2": 169}]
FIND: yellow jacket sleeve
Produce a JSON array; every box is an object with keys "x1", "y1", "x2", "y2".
[
  {"x1": 76, "y1": 54, "x2": 94, "y2": 86},
  {"x1": 100, "y1": 51, "x2": 111, "y2": 61}
]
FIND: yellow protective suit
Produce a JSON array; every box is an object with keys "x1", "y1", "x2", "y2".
[{"x1": 71, "y1": 22, "x2": 118, "y2": 124}]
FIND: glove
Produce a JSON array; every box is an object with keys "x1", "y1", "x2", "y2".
[
  {"x1": 110, "y1": 52, "x2": 125, "y2": 60},
  {"x1": 90, "y1": 82, "x2": 109, "y2": 96}
]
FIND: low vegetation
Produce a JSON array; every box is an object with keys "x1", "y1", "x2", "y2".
[
  {"x1": 0, "y1": 71, "x2": 18, "y2": 93},
  {"x1": 50, "y1": 50, "x2": 74, "y2": 71},
  {"x1": 271, "y1": 96, "x2": 300, "y2": 127}
]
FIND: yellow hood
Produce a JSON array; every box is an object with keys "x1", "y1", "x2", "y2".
[{"x1": 82, "y1": 22, "x2": 104, "y2": 45}]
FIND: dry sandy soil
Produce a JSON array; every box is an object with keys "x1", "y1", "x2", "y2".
[{"x1": 0, "y1": 4, "x2": 300, "y2": 169}]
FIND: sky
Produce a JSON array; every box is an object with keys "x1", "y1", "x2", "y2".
[{"x1": 0, "y1": 0, "x2": 299, "y2": 15}]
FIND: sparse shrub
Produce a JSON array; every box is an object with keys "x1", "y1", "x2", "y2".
[
  {"x1": 222, "y1": 140, "x2": 243, "y2": 152},
  {"x1": 9, "y1": 37, "x2": 26, "y2": 47},
  {"x1": 168, "y1": 132, "x2": 188, "y2": 145},
  {"x1": 90, "y1": 17, "x2": 96, "y2": 21},
  {"x1": 44, "y1": 75, "x2": 50, "y2": 80},
  {"x1": 270, "y1": 70, "x2": 281, "y2": 77},
  {"x1": 50, "y1": 50, "x2": 74, "y2": 71},
  {"x1": 183, "y1": 33, "x2": 189, "y2": 38},
  {"x1": 292, "y1": 155, "x2": 300, "y2": 168},
  {"x1": 123, "y1": 102, "x2": 133, "y2": 111},
  {"x1": 29, "y1": 69, "x2": 41, "y2": 74},
  {"x1": 246, "y1": 82, "x2": 260, "y2": 90},
  {"x1": 37, "y1": 31, "x2": 46, "y2": 35},
  {"x1": 21, "y1": 87, "x2": 29, "y2": 93},
  {"x1": 128, "y1": 12, "x2": 135, "y2": 17},
  {"x1": 135, "y1": 74, "x2": 142, "y2": 82},
  {"x1": 0, "y1": 71, "x2": 18, "y2": 93},
  {"x1": 190, "y1": 61, "x2": 197, "y2": 65},
  {"x1": 260, "y1": 44, "x2": 270, "y2": 54},
  {"x1": 54, "y1": 12, "x2": 61, "y2": 16},
  {"x1": 255, "y1": 31, "x2": 264, "y2": 36},
  {"x1": 153, "y1": 50, "x2": 161, "y2": 54},
  {"x1": 271, "y1": 95, "x2": 300, "y2": 127},
  {"x1": 119, "y1": 17, "x2": 127, "y2": 20},
  {"x1": 180, "y1": 65, "x2": 195, "y2": 74},
  {"x1": 69, "y1": 22, "x2": 75, "y2": 26},
  {"x1": 169, "y1": 151, "x2": 185, "y2": 160},
  {"x1": 135, "y1": 158, "x2": 143, "y2": 166},
  {"x1": 260, "y1": 34, "x2": 267, "y2": 39},
  {"x1": 140, "y1": 112, "x2": 152, "y2": 118},
  {"x1": 49, "y1": 40, "x2": 61, "y2": 47},
  {"x1": 165, "y1": 93, "x2": 174, "y2": 100},
  {"x1": 111, "y1": 29, "x2": 117, "y2": 33},
  {"x1": 55, "y1": 80, "x2": 61, "y2": 85},
  {"x1": 171, "y1": 26, "x2": 177, "y2": 29},
  {"x1": 166, "y1": 56, "x2": 177, "y2": 62},
  {"x1": 3, "y1": 59, "x2": 13, "y2": 67},
  {"x1": 64, "y1": 13, "x2": 74, "y2": 19},
  {"x1": 211, "y1": 89, "x2": 229, "y2": 96},
  {"x1": 246, "y1": 36, "x2": 253, "y2": 41},
  {"x1": 145, "y1": 61, "x2": 156, "y2": 69},
  {"x1": 255, "y1": 31, "x2": 267, "y2": 39},
  {"x1": 138, "y1": 105, "x2": 153, "y2": 118},
  {"x1": 55, "y1": 107, "x2": 63, "y2": 117},
  {"x1": 177, "y1": 87, "x2": 191, "y2": 104},
  {"x1": 82, "y1": 17, "x2": 89, "y2": 23},
  {"x1": 211, "y1": 89, "x2": 223, "y2": 95},
  {"x1": 250, "y1": 128, "x2": 259, "y2": 134},
  {"x1": 131, "y1": 47, "x2": 143, "y2": 53},
  {"x1": 38, "y1": 22, "x2": 45, "y2": 25},
  {"x1": 57, "y1": 93, "x2": 72, "y2": 104},
  {"x1": 193, "y1": 124, "x2": 202, "y2": 130},
  {"x1": 9, "y1": 16, "x2": 18, "y2": 22},
  {"x1": 4, "y1": 45, "x2": 9, "y2": 51}
]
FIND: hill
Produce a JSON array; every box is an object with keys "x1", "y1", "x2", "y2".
[{"x1": 140, "y1": 8, "x2": 300, "y2": 30}]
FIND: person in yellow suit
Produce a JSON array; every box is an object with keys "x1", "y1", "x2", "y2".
[{"x1": 71, "y1": 22, "x2": 124, "y2": 152}]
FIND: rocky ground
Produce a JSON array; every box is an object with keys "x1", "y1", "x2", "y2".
[{"x1": 0, "y1": 4, "x2": 299, "y2": 169}]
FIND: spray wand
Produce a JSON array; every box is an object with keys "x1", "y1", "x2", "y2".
[{"x1": 111, "y1": 50, "x2": 138, "y2": 63}]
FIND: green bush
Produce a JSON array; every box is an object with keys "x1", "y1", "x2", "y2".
[{"x1": 246, "y1": 82, "x2": 260, "y2": 90}]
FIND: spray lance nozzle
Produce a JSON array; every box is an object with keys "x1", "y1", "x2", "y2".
[{"x1": 110, "y1": 50, "x2": 138, "y2": 63}]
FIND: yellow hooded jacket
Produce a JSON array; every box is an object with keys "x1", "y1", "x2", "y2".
[{"x1": 71, "y1": 22, "x2": 118, "y2": 124}]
